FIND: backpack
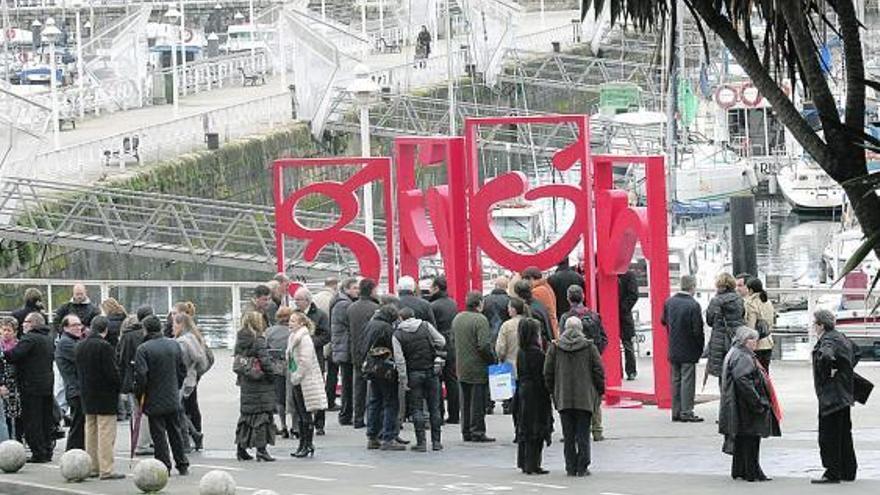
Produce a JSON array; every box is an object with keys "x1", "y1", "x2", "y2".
[
  {"x1": 571, "y1": 307, "x2": 608, "y2": 354},
  {"x1": 362, "y1": 346, "x2": 396, "y2": 382}
]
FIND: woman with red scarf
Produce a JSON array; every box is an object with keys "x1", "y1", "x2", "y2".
[{"x1": 719, "y1": 326, "x2": 782, "y2": 482}]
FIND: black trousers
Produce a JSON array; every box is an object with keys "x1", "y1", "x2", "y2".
[
  {"x1": 819, "y1": 407, "x2": 857, "y2": 481},
  {"x1": 353, "y1": 365, "x2": 368, "y2": 426},
  {"x1": 559, "y1": 409, "x2": 591, "y2": 475},
  {"x1": 21, "y1": 394, "x2": 54, "y2": 460},
  {"x1": 148, "y1": 412, "x2": 189, "y2": 472},
  {"x1": 459, "y1": 382, "x2": 487, "y2": 438},
  {"x1": 622, "y1": 337, "x2": 637, "y2": 377},
  {"x1": 66, "y1": 396, "x2": 85, "y2": 451},
  {"x1": 182, "y1": 386, "x2": 202, "y2": 433},
  {"x1": 290, "y1": 386, "x2": 314, "y2": 439},
  {"x1": 325, "y1": 356, "x2": 339, "y2": 408},
  {"x1": 440, "y1": 357, "x2": 459, "y2": 423},
  {"x1": 731, "y1": 435, "x2": 764, "y2": 481},
  {"x1": 338, "y1": 361, "x2": 354, "y2": 424},
  {"x1": 517, "y1": 439, "x2": 545, "y2": 473}
]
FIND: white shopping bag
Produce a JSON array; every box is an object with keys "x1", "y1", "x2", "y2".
[{"x1": 488, "y1": 363, "x2": 515, "y2": 401}]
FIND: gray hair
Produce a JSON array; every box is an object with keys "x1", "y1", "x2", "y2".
[
  {"x1": 564, "y1": 316, "x2": 583, "y2": 334},
  {"x1": 732, "y1": 326, "x2": 759, "y2": 346},
  {"x1": 294, "y1": 286, "x2": 313, "y2": 302},
  {"x1": 813, "y1": 309, "x2": 835, "y2": 332},
  {"x1": 680, "y1": 275, "x2": 697, "y2": 292},
  {"x1": 397, "y1": 275, "x2": 416, "y2": 292},
  {"x1": 25, "y1": 312, "x2": 45, "y2": 326}
]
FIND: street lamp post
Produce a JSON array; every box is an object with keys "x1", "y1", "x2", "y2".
[
  {"x1": 180, "y1": 0, "x2": 187, "y2": 97},
  {"x1": 42, "y1": 17, "x2": 61, "y2": 150},
  {"x1": 248, "y1": 0, "x2": 256, "y2": 73},
  {"x1": 347, "y1": 64, "x2": 380, "y2": 241},
  {"x1": 72, "y1": 0, "x2": 85, "y2": 119},
  {"x1": 164, "y1": 5, "x2": 181, "y2": 115}
]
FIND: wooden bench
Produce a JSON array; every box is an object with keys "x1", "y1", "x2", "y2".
[
  {"x1": 377, "y1": 37, "x2": 401, "y2": 54},
  {"x1": 238, "y1": 67, "x2": 266, "y2": 86},
  {"x1": 103, "y1": 135, "x2": 140, "y2": 168},
  {"x1": 59, "y1": 117, "x2": 76, "y2": 130}
]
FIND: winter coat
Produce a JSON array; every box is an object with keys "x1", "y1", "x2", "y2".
[
  {"x1": 393, "y1": 318, "x2": 445, "y2": 381},
  {"x1": 4, "y1": 325, "x2": 54, "y2": 397},
  {"x1": 719, "y1": 344, "x2": 779, "y2": 439},
  {"x1": 529, "y1": 300, "x2": 554, "y2": 346},
  {"x1": 482, "y1": 289, "x2": 510, "y2": 337},
  {"x1": 515, "y1": 346, "x2": 553, "y2": 442},
  {"x1": 134, "y1": 332, "x2": 186, "y2": 416},
  {"x1": 265, "y1": 324, "x2": 290, "y2": 353},
  {"x1": 662, "y1": 292, "x2": 705, "y2": 364},
  {"x1": 176, "y1": 332, "x2": 208, "y2": 398},
  {"x1": 812, "y1": 329, "x2": 860, "y2": 417},
  {"x1": 453, "y1": 311, "x2": 495, "y2": 384},
  {"x1": 116, "y1": 322, "x2": 144, "y2": 394},
  {"x1": 329, "y1": 291, "x2": 354, "y2": 363},
  {"x1": 532, "y1": 279, "x2": 559, "y2": 339},
  {"x1": 362, "y1": 315, "x2": 396, "y2": 377},
  {"x1": 306, "y1": 303, "x2": 330, "y2": 370},
  {"x1": 287, "y1": 326, "x2": 327, "y2": 412},
  {"x1": 75, "y1": 333, "x2": 120, "y2": 415},
  {"x1": 55, "y1": 331, "x2": 82, "y2": 401},
  {"x1": 548, "y1": 263, "x2": 584, "y2": 316},
  {"x1": 104, "y1": 313, "x2": 126, "y2": 348},
  {"x1": 312, "y1": 289, "x2": 334, "y2": 316},
  {"x1": 705, "y1": 289, "x2": 745, "y2": 377},
  {"x1": 398, "y1": 291, "x2": 436, "y2": 328},
  {"x1": 495, "y1": 315, "x2": 522, "y2": 377},
  {"x1": 744, "y1": 293, "x2": 775, "y2": 351},
  {"x1": 544, "y1": 328, "x2": 604, "y2": 412},
  {"x1": 429, "y1": 292, "x2": 459, "y2": 361},
  {"x1": 234, "y1": 329, "x2": 276, "y2": 415},
  {"x1": 618, "y1": 271, "x2": 639, "y2": 341},
  {"x1": 0, "y1": 352, "x2": 20, "y2": 419},
  {"x1": 347, "y1": 297, "x2": 380, "y2": 366},
  {"x1": 53, "y1": 299, "x2": 101, "y2": 330}
]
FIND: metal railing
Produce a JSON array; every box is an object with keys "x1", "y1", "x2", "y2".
[
  {"x1": 0, "y1": 280, "x2": 875, "y2": 351},
  {"x1": 169, "y1": 51, "x2": 272, "y2": 96},
  {"x1": 1, "y1": 91, "x2": 293, "y2": 184}
]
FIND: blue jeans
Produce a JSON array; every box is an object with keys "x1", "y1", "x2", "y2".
[
  {"x1": 366, "y1": 379, "x2": 399, "y2": 443},
  {"x1": 0, "y1": 399, "x2": 9, "y2": 442}
]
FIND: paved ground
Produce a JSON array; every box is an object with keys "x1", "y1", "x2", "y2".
[{"x1": 0, "y1": 352, "x2": 877, "y2": 494}]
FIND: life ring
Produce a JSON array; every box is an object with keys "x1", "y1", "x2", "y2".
[
  {"x1": 4, "y1": 28, "x2": 15, "y2": 41},
  {"x1": 184, "y1": 28, "x2": 194, "y2": 43},
  {"x1": 740, "y1": 83, "x2": 763, "y2": 107},
  {"x1": 18, "y1": 51, "x2": 28, "y2": 63},
  {"x1": 714, "y1": 84, "x2": 737, "y2": 109}
]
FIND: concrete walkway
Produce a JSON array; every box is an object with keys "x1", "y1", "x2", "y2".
[{"x1": 0, "y1": 354, "x2": 877, "y2": 494}]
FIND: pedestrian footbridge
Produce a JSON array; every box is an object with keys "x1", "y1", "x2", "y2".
[{"x1": 0, "y1": 177, "x2": 385, "y2": 276}]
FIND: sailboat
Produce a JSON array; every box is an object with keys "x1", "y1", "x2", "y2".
[{"x1": 776, "y1": 158, "x2": 846, "y2": 213}]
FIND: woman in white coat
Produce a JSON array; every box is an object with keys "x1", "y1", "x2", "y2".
[{"x1": 287, "y1": 311, "x2": 327, "y2": 458}]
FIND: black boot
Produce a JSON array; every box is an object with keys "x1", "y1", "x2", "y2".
[
  {"x1": 291, "y1": 426, "x2": 314, "y2": 458},
  {"x1": 410, "y1": 430, "x2": 427, "y2": 452},
  {"x1": 236, "y1": 445, "x2": 253, "y2": 461},
  {"x1": 255, "y1": 447, "x2": 275, "y2": 462},
  {"x1": 289, "y1": 433, "x2": 306, "y2": 457}
]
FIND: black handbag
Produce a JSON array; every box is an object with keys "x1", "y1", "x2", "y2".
[
  {"x1": 362, "y1": 346, "x2": 396, "y2": 382},
  {"x1": 854, "y1": 371, "x2": 874, "y2": 405}
]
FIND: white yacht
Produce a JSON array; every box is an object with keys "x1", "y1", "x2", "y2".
[{"x1": 776, "y1": 159, "x2": 845, "y2": 213}]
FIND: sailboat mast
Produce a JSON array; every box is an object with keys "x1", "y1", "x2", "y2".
[{"x1": 665, "y1": 0, "x2": 679, "y2": 204}]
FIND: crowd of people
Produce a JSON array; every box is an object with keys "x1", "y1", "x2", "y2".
[{"x1": 0, "y1": 262, "x2": 867, "y2": 484}]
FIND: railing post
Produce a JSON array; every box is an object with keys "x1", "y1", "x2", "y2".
[
  {"x1": 100, "y1": 283, "x2": 110, "y2": 303},
  {"x1": 167, "y1": 285, "x2": 174, "y2": 315},
  {"x1": 806, "y1": 288, "x2": 817, "y2": 358},
  {"x1": 231, "y1": 284, "x2": 242, "y2": 330},
  {"x1": 47, "y1": 283, "x2": 54, "y2": 316}
]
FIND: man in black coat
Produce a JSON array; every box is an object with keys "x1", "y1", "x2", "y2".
[
  {"x1": 52, "y1": 284, "x2": 101, "y2": 332},
  {"x1": 117, "y1": 306, "x2": 152, "y2": 454},
  {"x1": 134, "y1": 316, "x2": 189, "y2": 476},
  {"x1": 56, "y1": 314, "x2": 86, "y2": 451},
  {"x1": 3, "y1": 313, "x2": 55, "y2": 462},
  {"x1": 397, "y1": 276, "x2": 436, "y2": 327},
  {"x1": 811, "y1": 309, "x2": 860, "y2": 484},
  {"x1": 329, "y1": 278, "x2": 359, "y2": 424},
  {"x1": 75, "y1": 316, "x2": 124, "y2": 479},
  {"x1": 347, "y1": 278, "x2": 381, "y2": 429},
  {"x1": 293, "y1": 287, "x2": 331, "y2": 435},
  {"x1": 549, "y1": 257, "x2": 584, "y2": 316},
  {"x1": 618, "y1": 270, "x2": 639, "y2": 381},
  {"x1": 11, "y1": 288, "x2": 47, "y2": 336},
  {"x1": 661, "y1": 275, "x2": 705, "y2": 423},
  {"x1": 428, "y1": 275, "x2": 460, "y2": 424},
  {"x1": 481, "y1": 276, "x2": 510, "y2": 338}
]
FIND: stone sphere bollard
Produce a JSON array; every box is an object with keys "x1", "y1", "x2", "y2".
[
  {"x1": 133, "y1": 459, "x2": 169, "y2": 493},
  {"x1": 199, "y1": 470, "x2": 236, "y2": 495},
  {"x1": 253, "y1": 491, "x2": 279, "y2": 495},
  {"x1": 0, "y1": 440, "x2": 27, "y2": 473},
  {"x1": 59, "y1": 449, "x2": 93, "y2": 482}
]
